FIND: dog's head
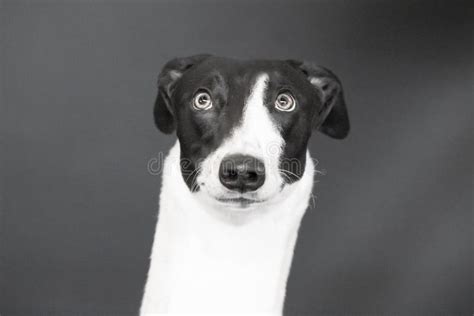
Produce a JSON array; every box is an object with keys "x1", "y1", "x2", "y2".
[{"x1": 154, "y1": 55, "x2": 349, "y2": 209}]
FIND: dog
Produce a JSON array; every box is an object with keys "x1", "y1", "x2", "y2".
[{"x1": 140, "y1": 55, "x2": 349, "y2": 315}]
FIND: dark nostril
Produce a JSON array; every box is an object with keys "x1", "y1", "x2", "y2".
[
  {"x1": 219, "y1": 154, "x2": 265, "y2": 193},
  {"x1": 222, "y1": 168, "x2": 238, "y2": 181},
  {"x1": 246, "y1": 171, "x2": 258, "y2": 182}
]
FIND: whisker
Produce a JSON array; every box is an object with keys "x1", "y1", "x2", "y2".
[
  {"x1": 278, "y1": 169, "x2": 302, "y2": 181},
  {"x1": 184, "y1": 166, "x2": 201, "y2": 183},
  {"x1": 280, "y1": 172, "x2": 292, "y2": 183},
  {"x1": 314, "y1": 168, "x2": 326, "y2": 176},
  {"x1": 182, "y1": 165, "x2": 203, "y2": 192},
  {"x1": 309, "y1": 193, "x2": 317, "y2": 209}
]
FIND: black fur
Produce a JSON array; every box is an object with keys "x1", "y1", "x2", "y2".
[{"x1": 154, "y1": 55, "x2": 349, "y2": 190}]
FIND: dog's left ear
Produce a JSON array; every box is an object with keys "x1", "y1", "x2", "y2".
[
  {"x1": 286, "y1": 60, "x2": 350, "y2": 139},
  {"x1": 154, "y1": 54, "x2": 212, "y2": 134}
]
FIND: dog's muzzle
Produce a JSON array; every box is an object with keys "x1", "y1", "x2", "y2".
[{"x1": 219, "y1": 154, "x2": 265, "y2": 193}]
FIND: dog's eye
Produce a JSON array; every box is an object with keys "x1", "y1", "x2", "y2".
[
  {"x1": 193, "y1": 91, "x2": 213, "y2": 110},
  {"x1": 275, "y1": 93, "x2": 296, "y2": 112}
]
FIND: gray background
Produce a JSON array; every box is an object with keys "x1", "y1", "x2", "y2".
[{"x1": 1, "y1": 0, "x2": 472, "y2": 315}]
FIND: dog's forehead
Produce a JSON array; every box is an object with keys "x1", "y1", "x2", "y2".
[{"x1": 191, "y1": 57, "x2": 302, "y2": 86}]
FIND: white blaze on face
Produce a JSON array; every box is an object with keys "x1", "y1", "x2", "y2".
[{"x1": 196, "y1": 73, "x2": 285, "y2": 202}]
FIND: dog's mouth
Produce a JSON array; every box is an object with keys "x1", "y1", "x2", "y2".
[{"x1": 215, "y1": 196, "x2": 265, "y2": 208}]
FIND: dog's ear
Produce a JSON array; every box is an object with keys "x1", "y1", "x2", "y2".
[
  {"x1": 286, "y1": 60, "x2": 350, "y2": 139},
  {"x1": 154, "y1": 54, "x2": 212, "y2": 134}
]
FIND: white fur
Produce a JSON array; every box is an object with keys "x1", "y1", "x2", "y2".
[{"x1": 140, "y1": 74, "x2": 315, "y2": 315}]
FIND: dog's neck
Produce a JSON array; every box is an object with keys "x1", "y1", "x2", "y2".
[{"x1": 141, "y1": 142, "x2": 314, "y2": 315}]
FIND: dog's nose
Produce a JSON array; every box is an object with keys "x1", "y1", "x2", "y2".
[{"x1": 219, "y1": 154, "x2": 265, "y2": 192}]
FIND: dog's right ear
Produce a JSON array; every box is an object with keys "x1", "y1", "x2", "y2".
[{"x1": 154, "y1": 54, "x2": 212, "y2": 134}]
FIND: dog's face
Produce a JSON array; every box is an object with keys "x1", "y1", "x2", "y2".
[{"x1": 154, "y1": 55, "x2": 349, "y2": 209}]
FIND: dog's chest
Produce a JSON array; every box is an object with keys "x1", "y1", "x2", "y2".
[{"x1": 140, "y1": 143, "x2": 315, "y2": 315}]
